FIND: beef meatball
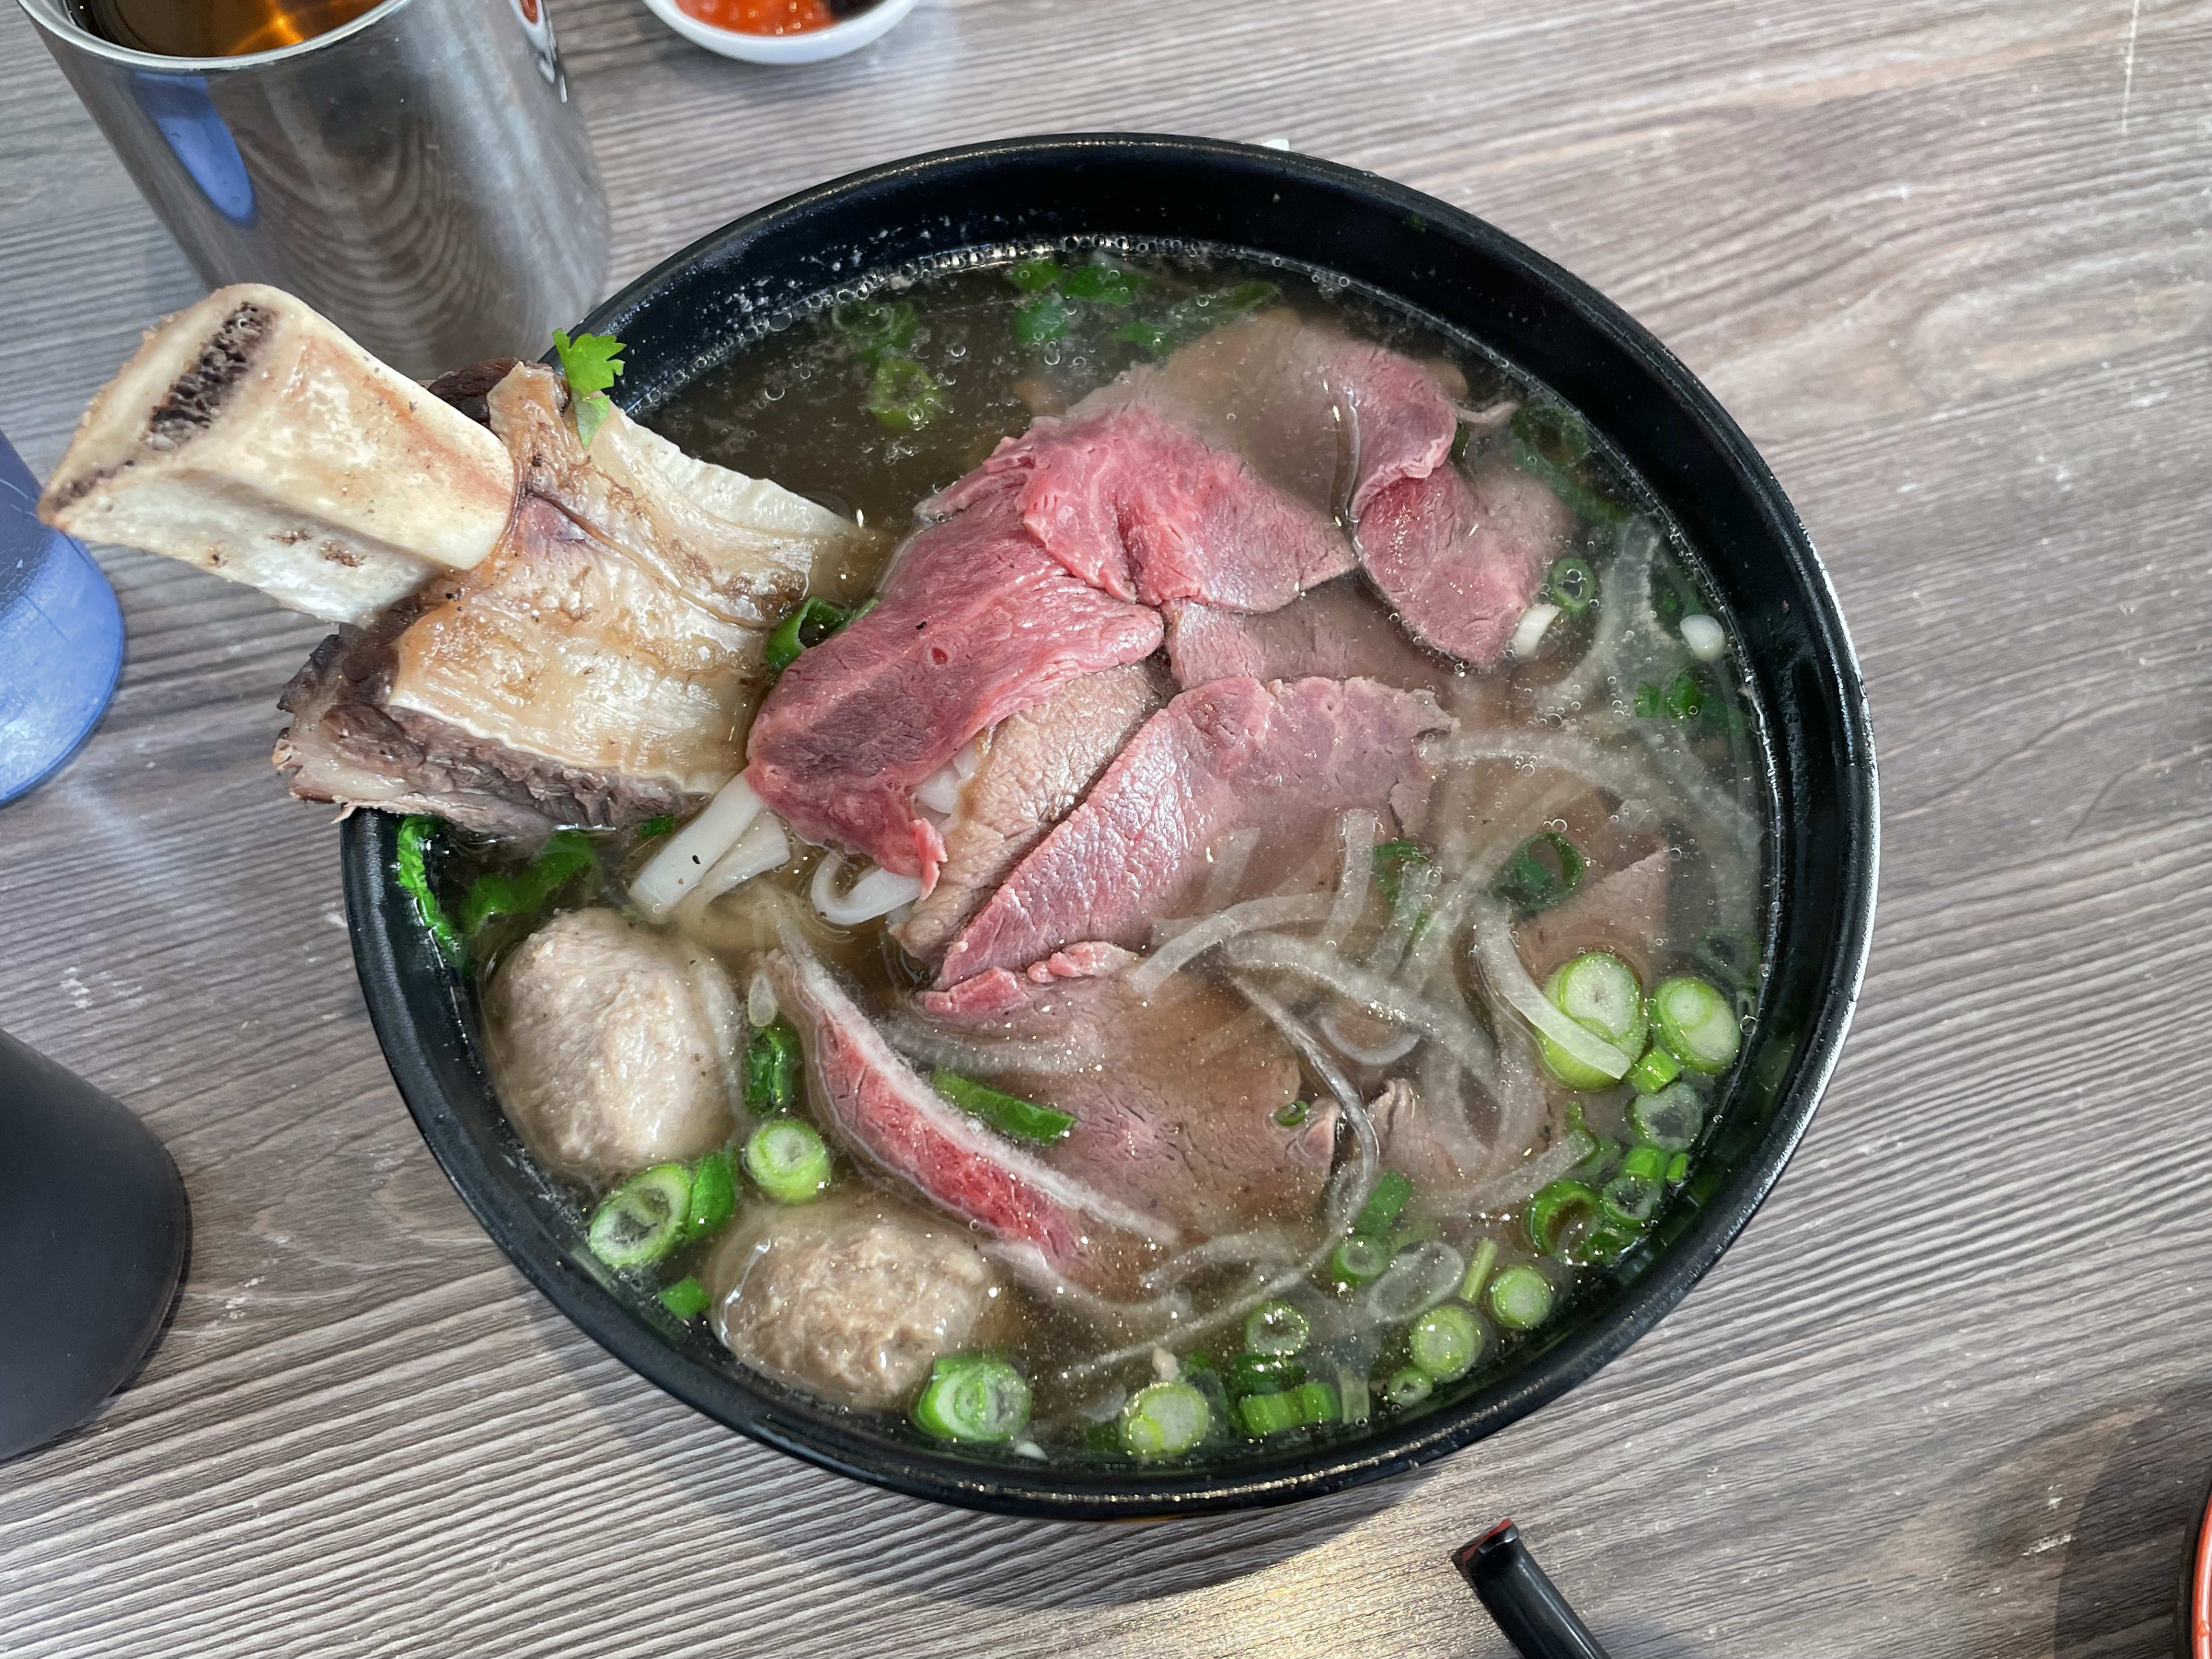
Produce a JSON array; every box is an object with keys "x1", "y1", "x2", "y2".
[
  {"x1": 706, "y1": 1191, "x2": 1005, "y2": 1412},
  {"x1": 486, "y1": 907, "x2": 740, "y2": 1185}
]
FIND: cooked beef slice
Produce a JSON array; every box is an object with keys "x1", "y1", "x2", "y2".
[
  {"x1": 928, "y1": 403, "x2": 1353, "y2": 611},
  {"x1": 1356, "y1": 454, "x2": 1574, "y2": 668},
  {"x1": 483, "y1": 908, "x2": 740, "y2": 1186},
  {"x1": 1164, "y1": 578, "x2": 1461, "y2": 695},
  {"x1": 766, "y1": 945, "x2": 1179, "y2": 1297},
  {"x1": 893, "y1": 663, "x2": 1166, "y2": 960},
  {"x1": 1518, "y1": 847, "x2": 1674, "y2": 984},
  {"x1": 743, "y1": 473, "x2": 1165, "y2": 887},
  {"x1": 916, "y1": 944, "x2": 1332, "y2": 1237},
  {"x1": 938, "y1": 676, "x2": 1451, "y2": 987}
]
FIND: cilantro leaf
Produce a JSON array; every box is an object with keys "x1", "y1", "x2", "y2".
[{"x1": 552, "y1": 329, "x2": 625, "y2": 448}]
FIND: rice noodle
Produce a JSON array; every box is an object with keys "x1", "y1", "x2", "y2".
[
  {"x1": 1128, "y1": 892, "x2": 1332, "y2": 998},
  {"x1": 1318, "y1": 1007, "x2": 1423, "y2": 1067},
  {"x1": 693, "y1": 815, "x2": 790, "y2": 903},
  {"x1": 1323, "y1": 809, "x2": 1379, "y2": 949},
  {"x1": 1221, "y1": 932, "x2": 1495, "y2": 1080},
  {"x1": 809, "y1": 852, "x2": 925, "y2": 928},
  {"x1": 630, "y1": 774, "x2": 763, "y2": 920},
  {"x1": 1467, "y1": 898, "x2": 1635, "y2": 1080},
  {"x1": 1137, "y1": 1227, "x2": 1304, "y2": 1293},
  {"x1": 1535, "y1": 517, "x2": 1654, "y2": 719},
  {"x1": 912, "y1": 737, "x2": 982, "y2": 816},
  {"x1": 1364, "y1": 858, "x2": 1438, "y2": 975},
  {"x1": 877, "y1": 1011, "x2": 1109, "y2": 1077},
  {"x1": 1198, "y1": 827, "x2": 1260, "y2": 911}
]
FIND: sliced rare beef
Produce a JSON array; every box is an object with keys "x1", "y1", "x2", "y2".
[
  {"x1": 916, "y1": 944, "x2": 1334, "y2": 1237},
  {"x1": 766, "y1": 944, "x2": 1179, "y2": 1297},
  {"x1": 276, "y1": 363, "x2": 876, "y2": 834},
  {"x1": 1356, "y1": 454, "x2": 1575, "y2": 668},
  {"x1": 893, "y1": 662, "x2": 1166, "y2": 960},
  {"x1": 743, "y1": 474, "x2": 1165, "y2": 887},
  {"x1": 1070, "y1": 309, "x2": 1461, "y2": 522},
  {"x1": 938, "y1": 676, "x2": 1452, "y2": 987},
  {"x1": 927, "y1": 404, "x2": 1353, "y2": 611},
  {"x1": 1164, "y1": 579, "x2": 1461, "y2": 695}
]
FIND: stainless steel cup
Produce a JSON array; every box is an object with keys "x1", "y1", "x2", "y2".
[{"x1": 21, "y1": 0, "x2": 610, "y2": 378}]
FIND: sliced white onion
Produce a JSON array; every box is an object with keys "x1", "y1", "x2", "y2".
[
  {"x1": 1129, "y1": 892, "x2": 1333, "y2": 998},
  {"x1": 1509, "y1": 602, "x2": 1562, "y2": 660},
  {"x1": 1324, "y1": 809, "x2": 1379, "y2": 948},
  {"x1": 1198, "y1": 827, "x2": 1261, "y2": 911},
  {"x1": 694, "y1": 815, "x2": 790, "y2": 903},
  {"x1": 1468, "y1": 900, "x2": 1635, "y2": 1081},
  {"x1": 1680, "y1": 613, "x2": 1726, "y2": 662},
  {"x1": 809, "y1": 852, "x2": 924, "y2": 928},
  {"x1": 1319, "y1": 1007, "x2": 1423, "y2": 1067},
  {"x1": 746, "y1": 970, "x2": 778, "y2": 1029},
  {"x1": 1219, "y1": 932, "x2": 1494, "y2": 1078},
  {"x1": 630, "y1": 774, "x2": 763, "y2": 921}
]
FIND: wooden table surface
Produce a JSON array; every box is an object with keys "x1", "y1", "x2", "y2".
[{"x1": 5, "y1": 1, "x2": 2210, "y2": 1654}]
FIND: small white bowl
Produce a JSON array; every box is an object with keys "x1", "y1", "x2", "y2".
[{"x1": 639, "y1": 0, "x2": 918, "y2": 62}]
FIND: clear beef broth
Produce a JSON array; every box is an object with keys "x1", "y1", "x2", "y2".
[{"x1": 459, "y1": 248, "x2": 1769, "y2": 1463}]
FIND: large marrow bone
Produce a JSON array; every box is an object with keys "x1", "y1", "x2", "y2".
[{"x1": 37, "y1": 284, "x2": 514, "y2": 623}]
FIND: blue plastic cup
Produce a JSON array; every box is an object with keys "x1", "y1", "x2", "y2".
[{"x1": 0, "y1": 431, "x2": 124, "y2": 806}]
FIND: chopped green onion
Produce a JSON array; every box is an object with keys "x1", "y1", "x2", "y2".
[
  {"x1": 1409, "y1": 1302, "x2": 1483, "y2": 1381},
  {"x1": 1330, "y1": 1234, "x2": 1390, "y2": 1287},
  {"x1": 1650, "y1": 975, "x2": 1742, "y2": 1074},
  {"x1": 744, "y1": 1020, "x2": 802, "y2": 1115},
  {"x1": 1353, "y1": 1170, "x2": 1413, "y2": 1238},
  {"x1": 1629, "y1": 1081, "x2": 1705, "y2": 1150},
  {"x1": 1119, "y1": 280, "x2": 1281, "y2": 356},
  {"x1": 1667, "y1": 1151, "x2": 1691, "y2": 1184},
  {"x1": 1458, "y1": 1238, "x2": 1499, "y2": 1305},
  {"x1": 460, "y1": 828, "x2": 597, "y2": 940},
  {"x1": 1537, "y1": 952, "x2": 1649, "y2": 1090},
  {"x1": 1693, "y1": 929, "x2": 1759, "y2": 994},
  {"x1": 1274, "y1": 1099, "x2": 1310, "y2": 1127},
  {"x1": 1487, "y1": 1264, "x2": 1555, "y2": 1331},
  {"x1": 912, "y1": 1352, "x2": 1031, "y2": 1443},
  {"x1": 1600, "y1": 1171, "x2": 1661, "y2": 1226},
  {"x1": 743, "y1": 1120, "x2": 831, "y2": 1204},
  {"x1": 1547, "y1": 555, "x2": 1598, "y2": 615},
  {"x1": 1371, "y1": 839, "x2": 1429, "y2": 907},
  {"x1": 1005, "y1": 257, "x2": 1062, "y2": 293},
  {"x1": 635, "y1": 814, "x2": 676, "y2": 841},
  {"x1": 930, "y1": 1071, "x2": 1075, "y2": 1144},
  {"x1": 1449, "y1": 423, "x2": 1471, "y2": 464},
  {"x1": 394, "y1": 815, "x2": 464, "y2": 967},
  {"x1": 1119, "y1": 1380, "x2": 1210, "y2": 1457},
  {"x1": 1620, "y1": 1143, "x2": 1673, "y2": 1183},
  {"x1": 683, "y1": 1149, "x2": 736, "y2": 1240},
  {"x1": 1013, "y1": 295, "x2": 1069, "y2": 345},
  {"x1": 1491, "y1": 831, "x2": 1585, "y2": 912},
  {"x1": 766, "y1": 596, "x2": 854, "y2": 673},
  {"x1": 1228, "y1": 1351, "x2": 1304, "y2": 1397},
  {"x1": 1063, "y1": 262, "x2": 1146, "y2": 306},
  {"x1": 658, "y1": 1275, "x2": 710, "y2": 1319},
  {"x1": 1526, "y1": 1179, "x2": 1604, "y2": 1260},
  {"x1": 1239, "y1": 1389, "x2": 1302, "y2": 1437},
  {"x1": 1244, "y1": 1301, "x2": 1311, "y2": 1357},
  {"x1": 867, "y1": 355, "x2": 944, "y2": 431},
  {"x1": 587, "y1": 1164, "x2": 692, "y2": 1268},
  {"x1": 829, "y1": 298, "x2": 918, "y2": 362},
  {"x1": 1663, "y1": 668, "x2": 1706, "y2": 722},
  {"x1": 1509, "y1": 404, "x2": 1627, "y2": 524},
  {"x1": 1291, "y1": 1380, "x2": 1339, "y2": 1426},
  {"x1": 1113, "y1": 317, "x2": 1172, "y2": 354},
  {"x1": 1633, "y1": 681, "x2": 1664, "y2": 718},
  {"x1": 1382, "y1": 1368, "x2": 1433, "y2": 1409},
  {"x1": 1626, "y1": 1041, "x2": 1684, "y2": 1094}
]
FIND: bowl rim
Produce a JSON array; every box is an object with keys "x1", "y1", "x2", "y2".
[{"x1": 343, "y1": 131, "x2": 1880, "y2": 1520}]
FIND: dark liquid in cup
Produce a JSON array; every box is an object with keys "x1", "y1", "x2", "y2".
[{"x1": 73, "y1": 0, "x2": 381, "y2": 56}]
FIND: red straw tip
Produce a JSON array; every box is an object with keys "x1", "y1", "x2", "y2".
[{"x1": 1452, "y1": 1518, "x2": 1517, "y2": 1575}]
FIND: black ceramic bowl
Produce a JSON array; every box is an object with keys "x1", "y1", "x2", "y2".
[{"x1": 341, "y1": 134, "x2": 1878, "y2": 1520}]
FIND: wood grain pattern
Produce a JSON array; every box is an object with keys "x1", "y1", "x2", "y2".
[{"x1": 3, "y1": 0, "x2": 2211, "y2": 1654}]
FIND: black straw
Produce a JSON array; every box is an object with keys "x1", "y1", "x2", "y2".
[{"x1": 1453, "y1": 1520, "x2": 1613, "y2": 1659}]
